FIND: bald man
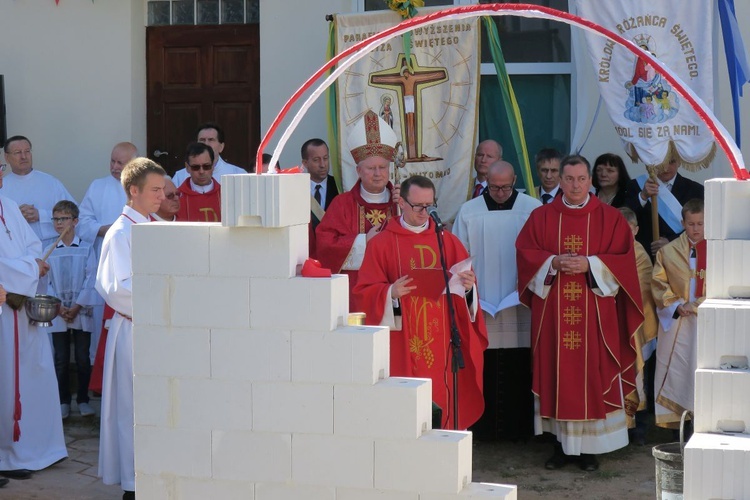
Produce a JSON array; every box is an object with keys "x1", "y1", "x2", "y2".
[
  {"x1": 471, "y1": 140, "x2": 503, "y2": 198},
  {"x1": 77, "y1": 142, "x2": 138, "y2": 362},
  {"x1": 151, "y1": 177, "x2": 180, "y2": 221},
  {"x1": 453, "y1": 160, "x2": 541, "y2": 439}
]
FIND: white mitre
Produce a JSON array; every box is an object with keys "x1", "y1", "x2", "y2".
[{"x1": 347, "y1": 109, "x2": 399, "y2": 164}]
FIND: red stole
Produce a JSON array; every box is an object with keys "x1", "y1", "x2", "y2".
[
  {"x1": 354, "y1": 218, "x2": 488, "y2": 429},
  {"x1": 176, "y1": 179, "x2": 222, "y2": 222}
]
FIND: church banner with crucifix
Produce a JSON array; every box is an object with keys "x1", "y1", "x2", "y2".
[
  {"x1": 333, "y1": 8, "x2": 480, "y2": 221},
  {"x1": 572, "y1": 0, "x2": 716, "y2": 171}
]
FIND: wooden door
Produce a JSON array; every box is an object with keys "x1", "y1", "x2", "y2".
[{"x1": 147, "y1": 25, "x2": 259, "y2": 176}]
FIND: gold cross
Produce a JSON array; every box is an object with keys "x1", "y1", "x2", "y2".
[
  {"x1": 365, "y1": 209, "x2": 386, "y2": 226},
  {"x1": 563, "y1": 282, "x2": 583, "y2": 301},
  {"x1": 563, "y1": 331, "x2": 582, "y2": 350},
  {"x1": 693, "y1": 269, "x2": 706, "y2": 279},
  {"x1": 563, "y1": 306, "x2": 583, "y2": 325},
  {"x1": 564, "y1": 235, "x2": 584, "y2": 253}
]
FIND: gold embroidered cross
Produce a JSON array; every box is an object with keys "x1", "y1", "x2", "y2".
[
  {"x1": 365, "y1": 209, "x2": 386, "y2": 226},
  {"x1": 563, "y1": 306, "x2": 583, "y2": 325},
  {"x1": 564, "y1": 235, "x2": 583, "y2": 253},
  {"x1": 693, "y1": 269, "x2": 706, "y2": 279},
  {"x1": 563, "y1": 282, "x2": 583, "y2": 301},
  {"x1": 563, "y1": 330, "x2": 582, "y2": 350}
]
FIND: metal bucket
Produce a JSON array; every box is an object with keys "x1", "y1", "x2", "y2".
[{"x1": 652, "y1": 410, "x2": 692, "y2": 500}]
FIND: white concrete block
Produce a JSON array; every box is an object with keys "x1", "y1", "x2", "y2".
[
  {"x1": 684, "y1": 432, "x2": 750, "y2": 500},
  {"x1": 132, "y1": 326, "x2": 210, "y2": 378},
  {"x1": 209, "y1": 224, "x2": 307, "y2": 278},
  {"x1": 698, "y1": 299, "x2": 750, "y2": 369},
  {"x1": 292, "y1": 325, "x2": 389, "y2": 385},
  {"x1": 133, "y1": 375, "x2": 171, "y2": 427},
  {"x1": 132, "y1": 274, "x2": 170, "y2": 326},
  {"x1": 706, "y1": 240, "x2": 750, "y2": 299},
  {"x1": 211, "y1": 329, "x2": 291, "y2": 382},
  {"x1": 255, "y1": 482, "x2": 334, "y2": 500},
  {"x1": 222, "y1": 173, "x2": 310, "y2": 228},
  {"x1": 374, "y1": 430, "x2": 472, "y2": 493},
  {"x1": 132, "y1": 222, "x2": 212, "y2": 276},
  {"x1": 252, "y1": 382, "x2": 333, "y2": 434},
  {"x1": 705, "y1": 178, "x2": 750, "y2": 241},
  {"x1": 175, "y1": 379, "x2": 253, "y2": 431},
  {"x1": 694, "y1": 368, "x2": 750, "y2": 434},
  {"x1": 336, "y1": 489, "x2": 418, "y2": 500},
  {"x1": 250, "y1": 276, "x2": 348, "y2": 331},
  {"x1": 292, "y1": 433, "x2": 374, "y2": 488},
  {"x1": 135, "y1": 473, "x2": 174, "y2": 498},
  {"x1": 212, "y1": 431, "x2": 291, "y2": 482},
  {"x1": 176, "y1": 477, "x2": 255, "y2": 500},
  {"x1": 171, "y1": 276, "x2": 250, "y2": 329},
  {"x1": 334, "y1": 378, "x2": 431, "y2": 439},
  {"x1": 135, "y1": 427, "x2": 211, "y2": 478},
  {"x1": 421, "y1": 482, "x2": 518, "y2": 499}
]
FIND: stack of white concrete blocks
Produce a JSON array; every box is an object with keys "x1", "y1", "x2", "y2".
[
  {"x1": 131, "y1": 173, "x2": 516, "y2": 499},
  {"x1": 685, "y1": 178, "x2": 750, "y2": 499}
]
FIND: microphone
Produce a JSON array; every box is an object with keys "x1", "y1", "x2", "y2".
[{"x1": 426, "y1": 205, "x2": 443, "y2": 227}]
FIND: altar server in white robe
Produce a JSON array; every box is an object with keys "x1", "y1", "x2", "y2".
[
  {"x1": 77, "y1": 142, "x2": 136, "y2": 362},
  {"x1": 0, "y1": 167, "x2": 67, "y2": 476},
  {"x1": 95, "y1": 158, "x2": 165, "y2": 498},
  {"x1": 2, "y1": 136, "x2": 76, "y2": 248},
  {"x1": 452, "y1": 160, "x2": 541, "y2": 438}
]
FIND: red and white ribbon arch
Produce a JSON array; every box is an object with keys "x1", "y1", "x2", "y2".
[{"x1": 258, "y1": 3, "x2": 747, "y2": 180}]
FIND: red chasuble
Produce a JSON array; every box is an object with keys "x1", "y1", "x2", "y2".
[
  {"x1": 354, "y1": 217, "x2": 488, "y2": 429},
  {"x1": 516, "y1": 195, "x2": 642, "y2": 421},
  {"x1": 315, "y1": 180, "x2": 397, "y2": 312},
  {"x1": 176, "y1": 179, "x2": 222, "y2": 222}
]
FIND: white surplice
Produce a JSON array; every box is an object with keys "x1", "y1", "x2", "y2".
[
  {"x1": 77, "y1": 175, "x2": 126, "y2": 360},
  {"x1": 95, "y1": 204, "x2": 146, "y2": 491},
  {"x1": 0, "y1": 195, "x2": 67, "y2": 470},
  {"x1": 44, "y1": 237, "x2": 99, "y2": 334},
  {"x1": 1, "y1": 170, "x2": 76, "y2": 248},
  {"x1": 452, "y1": 192, "x2": 541, "y2": 348},
  {"x1": 172, "y1": 156, "x2": 245, "y2": 186}
]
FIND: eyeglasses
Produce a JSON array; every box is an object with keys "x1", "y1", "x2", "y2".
[
  {"x1": 487, "y1": 184, "x2": 514, "y2": 194},
  {"x1": 6, "y1": 149, "x2": 32, "y2": 157},
  {"x1": 0, "y1": 164, "x2": 6, "y2": 172},
  {"x1": 402, "y1": 198, "x2": 436, "y2": 214},
  {"x1": 189, "y1": 163, "x2": 213, "y2": 171},
  {"x1": 51, "y1": 217, "x2": 74, "y2": 223},
  {"x1": 165, "y1": 193, "x2": 178, "y2": 200}
]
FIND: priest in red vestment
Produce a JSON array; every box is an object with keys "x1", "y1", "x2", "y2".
[
  {"x1": 316, "y1": 110, "x2": 399, "y2": 312},
  {"x1": 516, "y1": 155, "x2": 642, "y2": 472},
  {"x1": 354, "y1": 175, "x2": 488, "y2": 430},
  {"x1": 176, "y1": 142, "x2": 221, "y2": 222}
]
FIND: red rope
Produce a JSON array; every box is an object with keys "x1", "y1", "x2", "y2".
[{"x1": 13, "y1": 309, "x2": 21, "y2": 442}]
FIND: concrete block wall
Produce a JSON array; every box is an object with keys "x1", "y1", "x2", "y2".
[
  {"x1": 685, "y1": 179, "x2": 750, "y2": 499},
  {"x1": 131, "y1": 174, "x2": 516, "y2": 499}
]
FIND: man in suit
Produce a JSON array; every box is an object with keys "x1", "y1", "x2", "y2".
[
  {"x1": 301, "y1": 138, "x2": 339, "y2": 258},
  {"x1": 625, "y1": 157, "x2": 704, "y2": 258},
  {"x1": 534, "y1": 148, "x2": 562, "y2": 204},
  {"x1": 471, "y1": 140, "x2": 503, "y2": 198}
]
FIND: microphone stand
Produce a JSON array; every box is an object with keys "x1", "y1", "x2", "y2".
[{"x1": 431, "y1": 215, "x2": 465, "y2": 430}]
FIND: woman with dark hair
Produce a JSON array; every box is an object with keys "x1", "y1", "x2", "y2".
[{"x1": 593, "y1": 153, "x2": 631, "y2": 207}]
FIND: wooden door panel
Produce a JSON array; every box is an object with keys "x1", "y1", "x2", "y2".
[{"x1": 147, "y1": 25, "x2": 259, "y2": 174}]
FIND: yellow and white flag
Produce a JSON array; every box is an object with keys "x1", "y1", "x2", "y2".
[{"x1": 334, "y1": 8, "x2": 480, "y2": 220}]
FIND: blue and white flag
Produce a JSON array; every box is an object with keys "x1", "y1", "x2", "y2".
[{"x1": 572, "y1": 0, "x2": 715, "y2": 171}]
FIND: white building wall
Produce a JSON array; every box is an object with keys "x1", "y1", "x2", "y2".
[{"x1": 0, "y1": 0, "x2": 145, "y2": 201}]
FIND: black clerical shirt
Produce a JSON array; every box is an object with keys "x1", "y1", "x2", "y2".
[{"x1": 482, "y1": 188, "x2": 519, "y2": 211}]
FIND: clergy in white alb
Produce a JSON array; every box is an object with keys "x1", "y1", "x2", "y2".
[
  {"x1": 452, "y1": 160, "x2": 541, "y2": 439},
  {"x1": 77, "y1": 142, "x2": 136, "y2": 362},
  {"x1": 0, "y1": 189, "x2": 67, "y2": 471},
  {"x1": 95, "y1": 158, "x2": 166, "y2": 495},
  {"x1": 2, "y1": 136, "x2": 76, "y2": 248}
]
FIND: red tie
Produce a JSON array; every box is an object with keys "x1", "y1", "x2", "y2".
[{"x1": 473, "y1": 184, "x2": 483, "y2": 198}]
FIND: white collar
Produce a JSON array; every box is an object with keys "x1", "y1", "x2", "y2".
[
  {"x1": 400, "y1": 216, "x2": 429, "y2": 234},
  {"x1": 562, "y1": 193, "x2": 590, "y2": 208},
  {"x1": 56, "y1": 235, "x2": 81, "y2": 248},
  {"x1": 360, "y1": 186, "x2": 389, "y2": 204},
  {"x1": 190, "y1": 179, "x2": 215, "y2": 193}
]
